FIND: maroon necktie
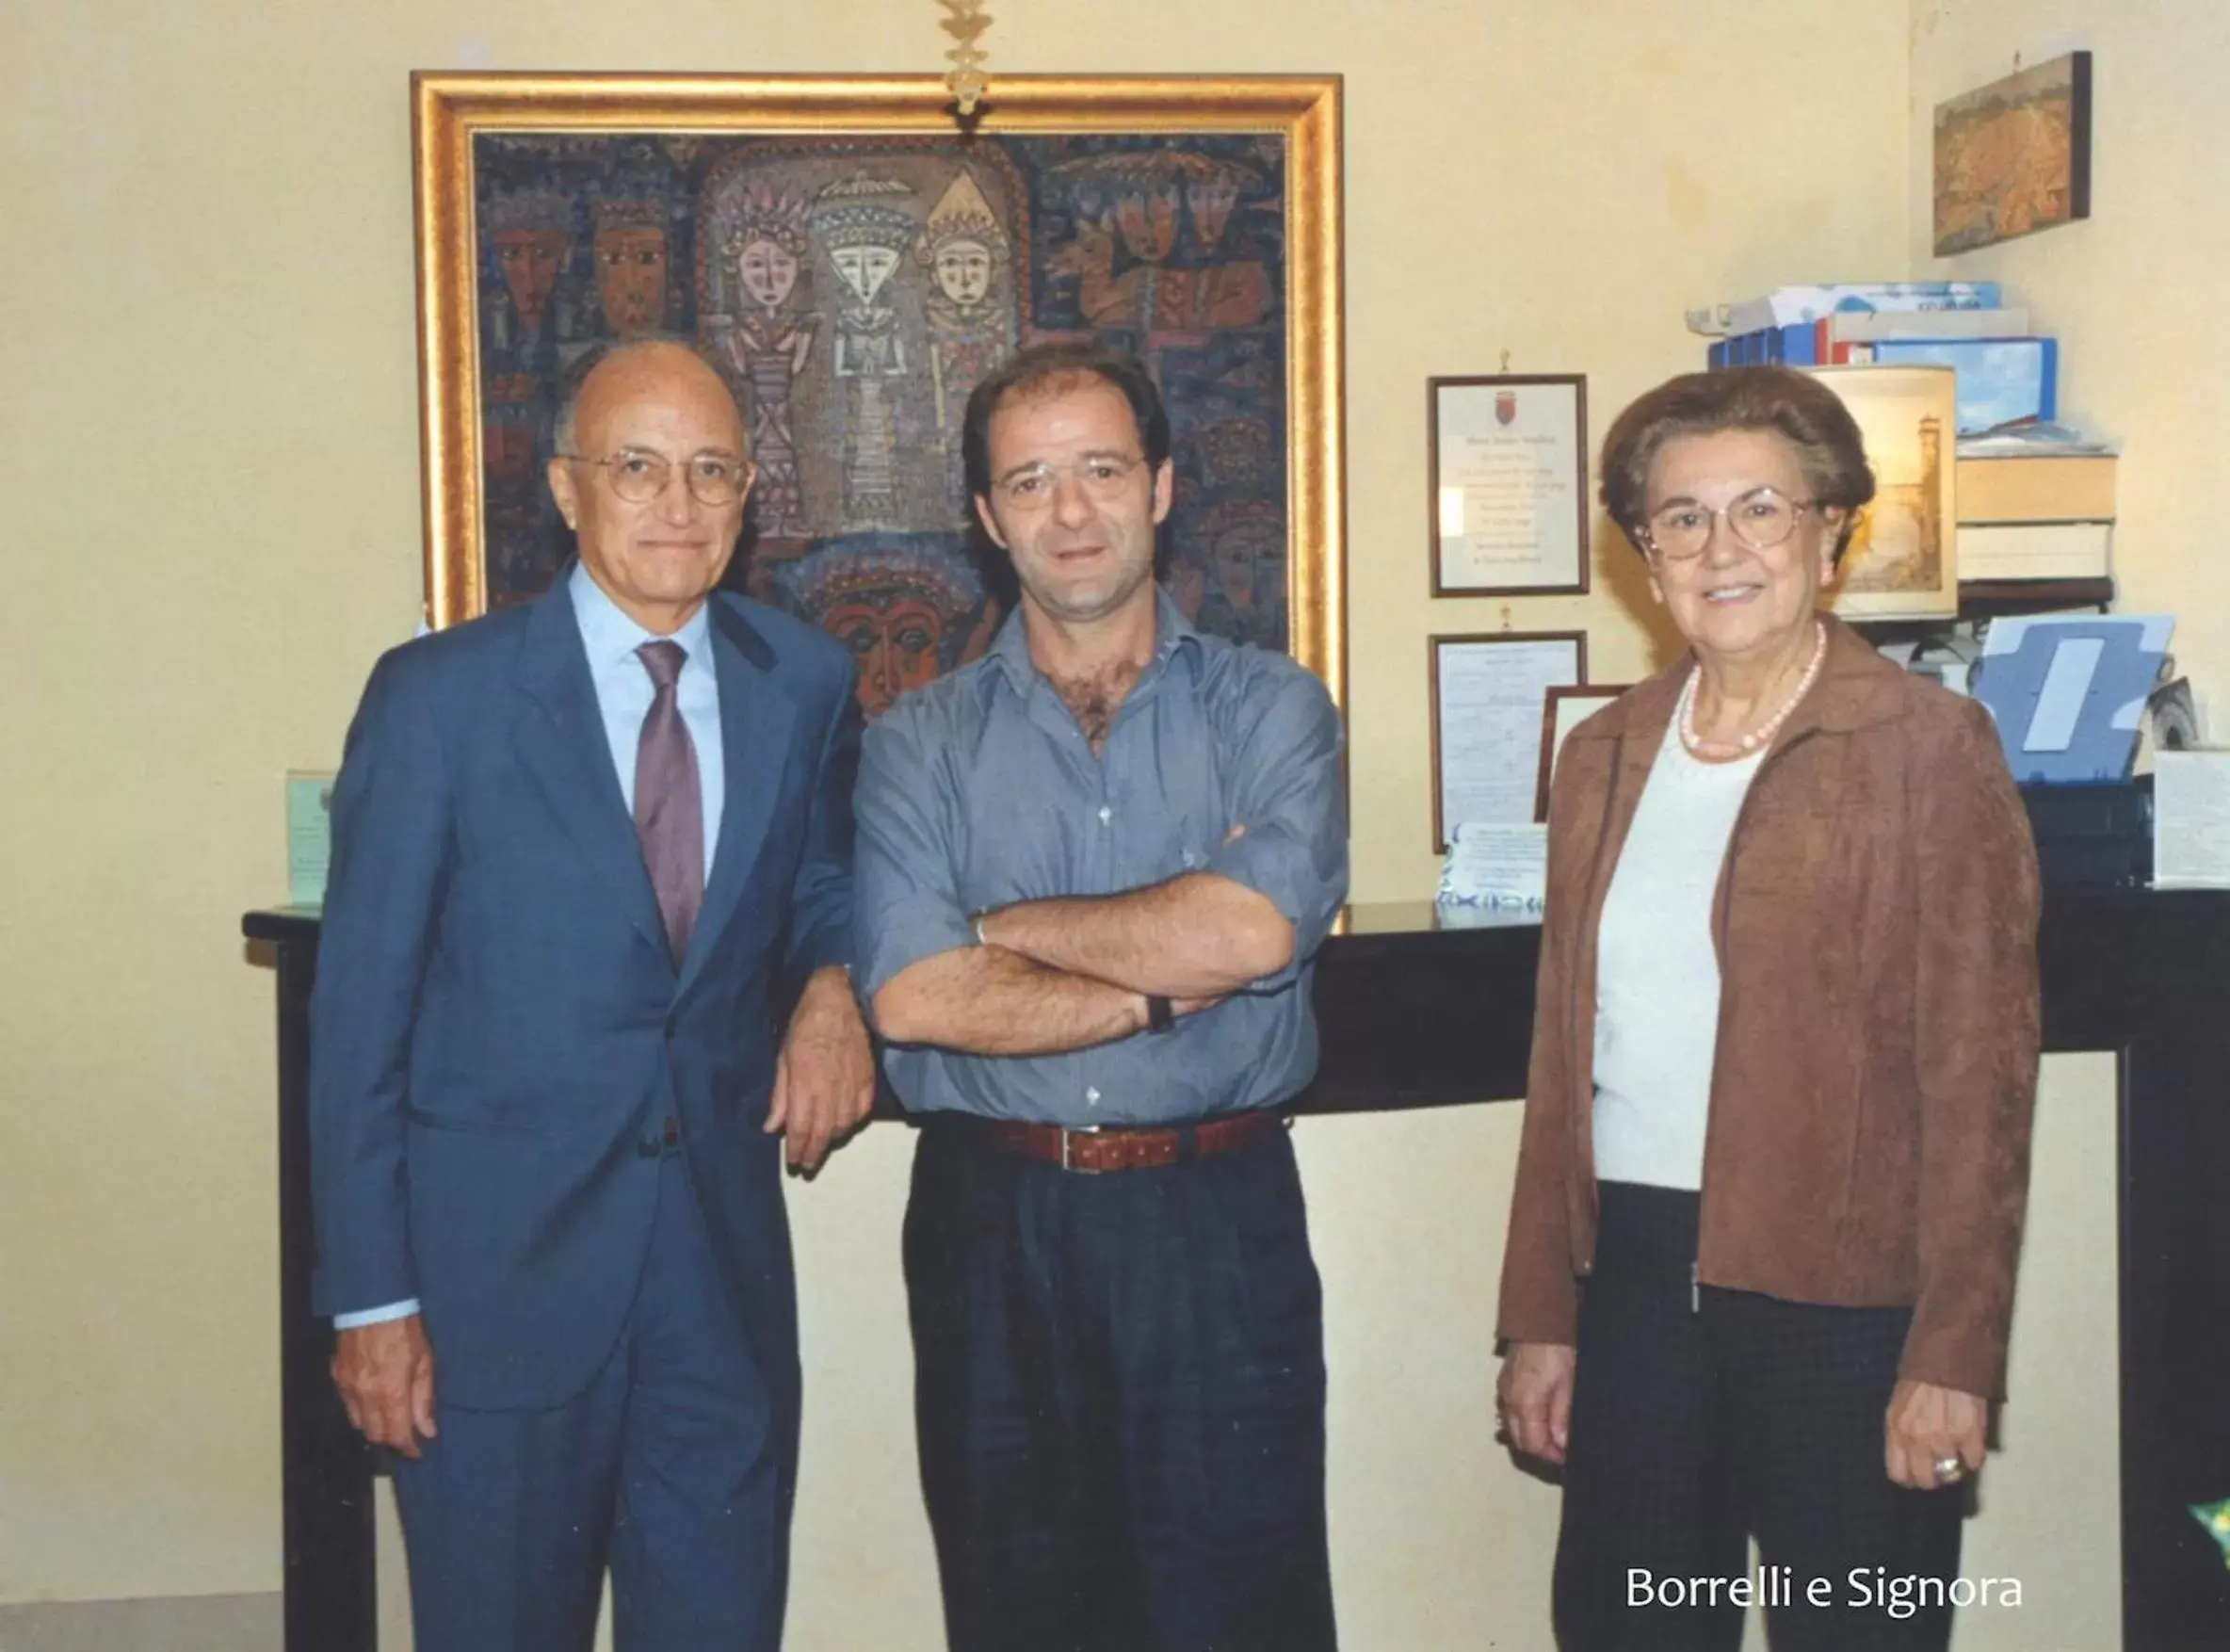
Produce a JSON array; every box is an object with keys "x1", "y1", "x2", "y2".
[{"x1": 634, "y1": 640, "x2": 703, "y2": 966}]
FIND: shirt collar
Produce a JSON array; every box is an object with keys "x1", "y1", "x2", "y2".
[
  {"x1": 980, "y1": 586, "x2": 1203, "y2": 697},
  {"x1": 569, "y1": 559, "x2": 714, "y2": 672}
]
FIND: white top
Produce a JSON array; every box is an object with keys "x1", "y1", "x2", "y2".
[{"x1": 1591, "y1": 708, "x2": 1765, "y2": 1191}]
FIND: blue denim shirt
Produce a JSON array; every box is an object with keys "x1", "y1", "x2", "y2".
[{"x1": 855, "y1": 593, "x2": 1348, "y2": 1127}]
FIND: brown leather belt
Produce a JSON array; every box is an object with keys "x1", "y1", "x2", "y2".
[{"x1": 957, "y1": 1109, "x2": 1286, "y2": 1174}]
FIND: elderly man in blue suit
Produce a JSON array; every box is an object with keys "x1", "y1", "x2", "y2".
[{"x1": 308, "y1": 339, "x2": 873, "y2": 1651}]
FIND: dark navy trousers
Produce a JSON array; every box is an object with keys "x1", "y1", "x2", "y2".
[
  {"x1": 1554, "y1": 1181, "x2": 1964, "y2": 1652},
  {"x1": 904, "y1": 1116, "x2": 1338, "y2": 1652},
  {"x1": 392, "y1": 1151, "x2": 789, "y2": 1652}
]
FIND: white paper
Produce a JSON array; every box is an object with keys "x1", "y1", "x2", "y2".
[
  {"x1": 1436, "y1": 822, "x2": 1547, "y2": 910},
  {"x1": 2153, "y1": 751, "x2": 2230, "y2": 887},
  {"x1": 1436, "y1": 638, "x2": 1582, "y2": 834},
  {"x1": 1435, "y1": 382, "x2": 1584, "y2": 591}
]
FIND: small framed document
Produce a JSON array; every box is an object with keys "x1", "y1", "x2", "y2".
[
  {"x1": 285, "y1": 770, "x2": 338, "y2": 907},
  {"x1": 1430, "y1": 375, "x2": 1590, "y2": 596},
  {"x1": 1534, "y1": 683, "x2": 1631, "y2": 822},
  {"x1": 1430, "y1": 630, "x2": 1587, "y2": 851}
]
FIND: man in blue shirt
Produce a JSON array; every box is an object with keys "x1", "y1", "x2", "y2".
[
  {"x1": 856, "y1": 342, "x2": 1348, "y2": 1652},
  {"x1": 311, "y1": 339, "x2": 873, "y2": 1651}
]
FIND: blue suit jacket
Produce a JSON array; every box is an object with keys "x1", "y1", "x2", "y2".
[{"x1": 307, "y1": 574, "x2": 859, "y2": 1413}]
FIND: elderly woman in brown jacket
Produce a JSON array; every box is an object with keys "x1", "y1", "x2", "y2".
[{"x1": 1495, "y1": 367, "x2": 2040, "y2": 1652}]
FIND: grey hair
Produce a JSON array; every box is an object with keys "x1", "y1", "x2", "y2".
[{"x1": 550, "y1": 335, "x2": 751, "y2": 460}]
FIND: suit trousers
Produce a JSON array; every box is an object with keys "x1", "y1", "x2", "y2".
[
  {"x1": 1553, "y1": 1181, "x2": 1964, "y2": 1652},
  {"x1": 393, "y1": 1150, "x2": 788, "y2": 1652},
  {"x1": 903, "y1": 1115, "x2": 1337, "y2": 1652}
]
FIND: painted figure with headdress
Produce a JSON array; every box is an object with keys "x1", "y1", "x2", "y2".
[
  {"x1": 810, "y1": 173, "x2": 919, "y2": 527},
  {"x1": 1199, "y1": 497, "x2": 1285, "y2": 649},
  {"x1": 715, "y1": 186, "x2": 818, "y2": 539},
  {"x1": 1045, "y1": 152, "x2": 1272, "y2": 339},
  {"x1": 589, "y1": 196, "x2": 672, "y2": 341},
  {"x1": 913, "y1": 170, "x2": 1016, "y2": 451},
  {"x1": 484, "y1": 186, "x2": 577, "y2": 361},
  {"x1": 771, "y1": 532, "x2": 996, "y2": 719}
]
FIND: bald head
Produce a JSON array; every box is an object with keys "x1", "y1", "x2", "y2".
[{"x1": 555, "y1": 338, "x2": 748, "y2": 462}]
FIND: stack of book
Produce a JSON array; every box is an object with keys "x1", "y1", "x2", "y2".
[{"x1": 1955, "y1": 427, "x2": 2117, "y2": 583}]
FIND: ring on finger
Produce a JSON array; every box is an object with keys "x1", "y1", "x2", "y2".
[{"x1": 1932, "y1": 1454, "x2": 1966, "y2": 1483}]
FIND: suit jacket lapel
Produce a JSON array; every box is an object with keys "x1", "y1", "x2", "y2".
[
  {"x1": 512, "y1": 576, "x2": 672, "y2": 967},
  {"x1": 679, "y1": 598, "x2": 797, "y2": 990}
]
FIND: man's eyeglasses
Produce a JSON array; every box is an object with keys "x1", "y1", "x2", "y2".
[
  {"x1": 991, "y1": 454, "x2": 1148, "y2": 511},
  {"x1": 1640, "y1": 486, "x2": 1818, "y2": 562},
  {"x1": 562, "y1": 447, "x2": 750, "y2": 507}
]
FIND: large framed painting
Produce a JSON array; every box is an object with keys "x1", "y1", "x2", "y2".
[{"x1": 412, "y1": 73, "x2": 1346, "y2": 714}]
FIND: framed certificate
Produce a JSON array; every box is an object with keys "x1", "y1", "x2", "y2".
[
  {"x1": 1429, "y1": 630, "x2": 1588, "y2": 851},
  {"x1": 1430, "y1": 375, "x2": 1589, "y2": 596},
  {"x1": 1533, "y1": 683, "x2": 1630, "y2": 822}
]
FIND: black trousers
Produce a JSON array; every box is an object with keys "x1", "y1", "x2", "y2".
[
  {"x1": 1554, "y1": 1182, "x2": 1964, "y2": 1652},
  {"x1": 903, "y1": 1116, "x2": 1337, "y2": 1652}
]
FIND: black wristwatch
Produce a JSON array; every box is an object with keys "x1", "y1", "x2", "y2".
[{"x1": 1145, "y1": 994, "x2": 1174, "y2": 1034}]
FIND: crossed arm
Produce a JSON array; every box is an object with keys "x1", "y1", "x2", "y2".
[
  {"x1": 856, "y1": 670, "x2": 1345, "y2": 1060},
  {"x1": 869, "y1": 864, "x2": 1293, "y2": 1055}
]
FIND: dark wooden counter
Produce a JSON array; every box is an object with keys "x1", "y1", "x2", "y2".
[{"x1": 246, "y1": 890, "x2": 2230, "y2": 1650}]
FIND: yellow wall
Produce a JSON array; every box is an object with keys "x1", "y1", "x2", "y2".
[
  {"x1": 1909, "y1": 1, "x2": 2230, "y2": 725},
  {"x1": 0, "y1": 1, "x2": 2125, "y2": 1645}
]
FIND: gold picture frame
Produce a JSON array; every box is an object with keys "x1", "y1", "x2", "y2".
[{"x1": 412, "y1": 73, "x2": 1347, "y2": 706}]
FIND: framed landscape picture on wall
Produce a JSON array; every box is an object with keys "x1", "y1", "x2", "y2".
[
  {"x1": 411, "y1": 73, "x2": 1347, "y2": 715},
  {"x1": 1933, "y1": 52, "x2": 2093, "y2": 256}
]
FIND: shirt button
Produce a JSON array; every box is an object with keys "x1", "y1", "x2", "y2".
[
  {"x1": 1097, "y1": 806, "x2": 1112, "y2": 824},
  {"x1": 1085, "y1": 1087, "x2": 1101, "y2": 1106}
]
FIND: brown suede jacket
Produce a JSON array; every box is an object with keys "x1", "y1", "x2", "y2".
[{"x1": 1495, "y1": 617, "x2": 2041, "y2": 1400}]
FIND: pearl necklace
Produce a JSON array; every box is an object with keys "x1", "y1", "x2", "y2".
[{"x1": 1677, "y1": 621, "x2": 1827, "y2": 760}]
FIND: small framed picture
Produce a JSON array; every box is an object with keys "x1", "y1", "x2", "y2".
[
  {"x1": 1802, "y1": 364, "x2": 1960, "y2": 621},
  {"x1": 1933, "y1": 52, "x2": 2092, "y2": 256},
  {"x1": 1429, "y1": 375, "x2": 1589, "y2": 597},
  {"x1": 1534, "y1": 684, "x2": 1630, "y2": 822},
  {"x1": 1429, "y1": 630, "x2": 1587, "y2": 851}
]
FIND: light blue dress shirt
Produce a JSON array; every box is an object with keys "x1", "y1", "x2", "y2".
[
  {"x1": 565, "y1": 560, "x2": 726, "y2": 865},
  {"x1": 333, "y1": 562, "x2": 725, "y2": 1329}
]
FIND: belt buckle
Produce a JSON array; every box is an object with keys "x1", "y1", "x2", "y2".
[{"x1": 1060, "y1": 1125, "x2": 1102, "y2": 1174}]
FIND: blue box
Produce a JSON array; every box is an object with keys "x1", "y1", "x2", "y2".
[{"x1": 1860, "y1": 337, "x2": 2057, "y2": 434}]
